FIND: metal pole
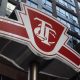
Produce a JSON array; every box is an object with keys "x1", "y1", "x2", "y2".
[{"x1": 28, "y1": 62, "x2": 38, "y2": 80}]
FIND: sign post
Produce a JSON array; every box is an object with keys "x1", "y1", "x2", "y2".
[{"x1": 28, "y1": 62, "x2": 38, "y2": 80}]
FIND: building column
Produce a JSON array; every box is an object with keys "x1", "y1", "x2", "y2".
[
  {"x1": 51, "y1": 0, "x2": 57, "y2": 17},
  {"x1": 0, "y1": 0, "x2": 7, "y2": 16},
  {"x1": 28, "y1": 62, "x2": 38, "y2": 80}
]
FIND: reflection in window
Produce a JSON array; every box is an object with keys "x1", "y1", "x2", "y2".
[
  {"x1": 42, "y1": 8, "x2": 52, "y2": 16},
  {"x1": 57, "y1": 17, "x2": 71, "y2": 29},
  {"x1": 72, "y1": 16, "x2": 78, "y2": 24},
  {"x1": 42, "y1": 0, "x2": 52, "y2": 6},
  {"x1": 70, "y1": 0, "x2": 75, "y2": 4},
  {"x1": 56, "y1": 6, "x2": 69, "y2": 18},
  {"x1": 42, "y1": 0, "x2": 52, "y2": 10},
  {"x1": 74, "y1": 27, "x2": 80, "y2": 35},
  {"x1": 71, "y1": 6, "x2": 76, "y2": 13},
  {"x1": 6, "y1": 2, "x2": 16, "y2": 16},
  {"x1": 56, "y1": 0, "x2": 76, "y2": 13},
  {"x1": 27, "y1": 0, "x2": 38, "y2": 9},
  {"x1": 56, "y1": 0, "x2": 67, "y2": 7}
]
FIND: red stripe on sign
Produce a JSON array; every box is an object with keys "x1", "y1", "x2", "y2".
[
  {"x1": 59, "y1": 46, "x2": 80, "y2": 66},
  {"x1": 0, "y1": 21, "x2": 28, "y2": 38}
]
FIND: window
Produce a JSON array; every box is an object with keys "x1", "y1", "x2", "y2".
[
  {"x1": 42, "y1": 8, "x2": 52, "y2": 16},
  {"x1": 56, "y1": 0, "x2": 68, "y2": 7},
  {"x1": 57, "y1": 17, "x2": 61, "y2": 21},
  {"x1": 42, "y1": 0, "x2": 52, "y2": 6},
  {"x1": 56, "y1": 6, "x2": 59, "y2": 11},
  {"x1": 60, "y1": 8, "x2": 65, "y2": 14},
  {"x1": 60, "y1": 19, "x2": 67, "y2": 25},
  {"x1": 56, "y1": 0, "x2": 76, "y2": 13},
  {"x1": 72, "y1": 16, "x2": 78, "y2": 24},
  {"x1": 56, "y1": 6, "x2": 69, "y2": 18},
  {"x1": 56, "y1": 0, "x2": 64, "y2": 4},
  {"x1": 74, "y1": 27, "x2": 80, "y2": 35},
  {"x1": 57, "y1": 17, "x2": 71, "y2": 29},
  {"x1": 42, "y1": 0, "x2": 52, "y2": 10},
  {"x1": 70, "y1": 0, "x2": 75, "y2": 4},
  {"x1": 71, "y1": 6, "x2": 76, "y2": 13},
  {"x1": 27, "y1": 0, "x2": 38, "y2": 9},
  {"x1": 67, "y1": 23, "x2": 71, "y2": 29},
  {"x1": 64, "y1": 1, "x2": 67, "y2": 7},
  {"x1": 6, "y1": 2, "x2": 16, "y2": 16}
]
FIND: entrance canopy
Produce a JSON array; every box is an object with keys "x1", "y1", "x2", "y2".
[{"x1": 0, "y1": 37, "x2": 78, "y2": 80}]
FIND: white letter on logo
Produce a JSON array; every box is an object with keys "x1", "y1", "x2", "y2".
[{"x1": 34, "y1": 17, "x2": 56, "y2": 46}]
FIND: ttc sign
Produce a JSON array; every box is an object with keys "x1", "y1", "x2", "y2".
[{"x1": 0, "y1": 3, "x2": 80, "y2": 71}]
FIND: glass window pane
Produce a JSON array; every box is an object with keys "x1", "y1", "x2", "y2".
[
  {"x1": 64, "y1": 1, "x2": 67, "y2": 6},
  {"x1": 31, "y1": 2, "x2": 37, "y2": 8},
  {"x1": 57, "y1": 17, "x2": 71, "y2": 29},
  {"x1": 42, "y1": 0, "x2": 52, "y2": 10},
  {"x1": 58, "y1": 0, "x2": 63, "y2": 4},
  {"x1": 71, "y1": 6, "x2": 76, "y2": 13},
  {"x1": 57, "y1": 0, "x2": 68, "y2": 7},
  {"x1": 60, "y1": 8, "x2": 65, "y2": 14},
  {"x1": 70, "y1": 0, "x2": 75, "y2": 4},
  {"x1": 72, "y1": 16, "x2": 78, "y2": 24},
  {"x1": 74, "y1": 27, "x2": 80, "y2": 35},
  {"x1": 42, "y1": 0, "x2": 45, "y2": 3},
  {"x1": 65, "y1": 12, "x2": 69, "y2": 18},
  {"x1": 42, "y1": 0, "x2": 52, "y2": 7},
  {"x1": 56, "y1": 6, "x2": 70, "y2": 18},
  {"x1": 61, "y1": 19, "x2": 67, "y2": 25},
  {"x1": 57, "y1": 17, "x2": 61, "y2": 21},
  {"x1": 7, "y1": 2, "x2": 16, "y2": 12},
  {"x1": 27, "y1": 0, "x2": 38, "y2": 9},
  {"x1": 66, "y1": 22, "x2": 71, "y2": 29},
  {"x1": 56, "y1": 6, "x2": 59, "y2": 11},
  {"x1": 46, "y1": 0, "x2": 52, "y2": 7},
  {"x1": 6, "y1": 2, "x2": 16, "y2": 16},
  {"x1": 75, "y1": 27, "x2": 79, "y2": 32},
  {"x1": 42, "y1": 8, "x2": 52, "y2": 16},
  {"x1": 27, "y1": 1, "x2": 31, "y2": 5}
]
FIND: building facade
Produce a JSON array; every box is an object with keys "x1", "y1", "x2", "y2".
[{"x1": 0, "y1": 0, "x2": 80, "y2": 80}]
